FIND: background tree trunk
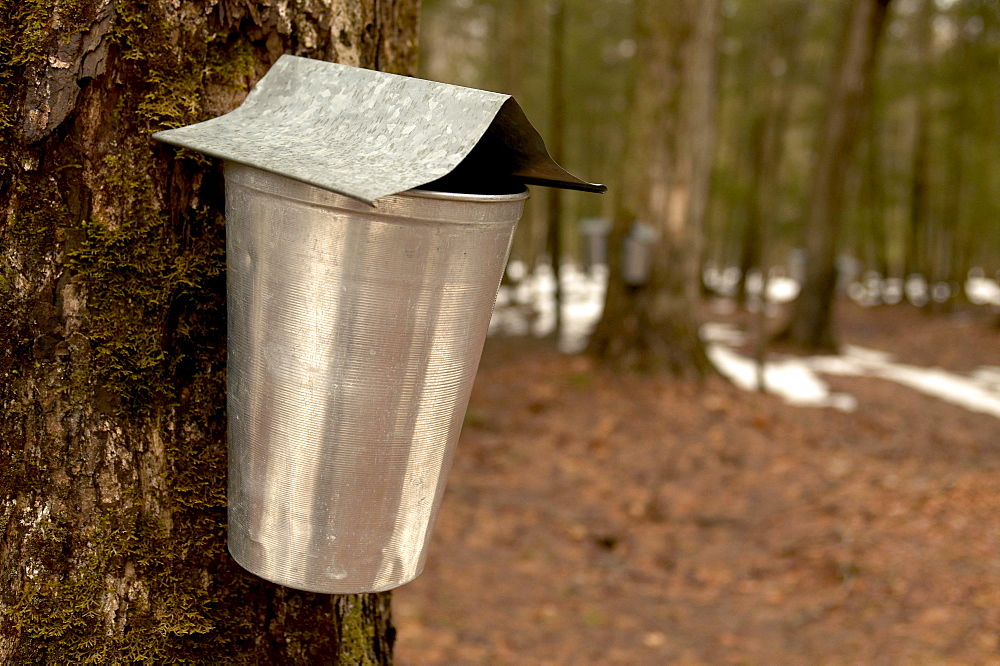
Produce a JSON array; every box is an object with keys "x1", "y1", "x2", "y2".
[
  {"x1": 904, "y1": 0, "x2": 934, "y2": 284},
  {"x1": 0, "y1": 0, "x2": 418, "y2": 662},
  {"x1": 587, "y1": 0, "x2": 720, "y2": 377},
  {"x1": 733, "y1": 0, "x2": 803, "y2": 309},
  {"x1": 859, "y1": 110, "x2": 890, "y2": 279},
  {"x1": 776, "y1": 0, "x2": 892, "y2": 351},
  {"x1": 547, "y1": 0, "x2": 566, "y2": 340}
]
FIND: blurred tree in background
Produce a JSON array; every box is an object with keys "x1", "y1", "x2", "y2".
[
  {"x1": 423, "y1": 0, "x2": 1000, "y2": 358},
  {"x1": 776, "y1": 0, "x2": 894, "y2": 351},
  {"x1": 586, "y1": 0, "x2": 720, "y2": 375}
]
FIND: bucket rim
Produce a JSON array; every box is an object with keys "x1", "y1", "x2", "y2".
[
  {"x1": 224, "y1": 162, "x2": 529, "y2": 212},
  {"x1": 403, "y1": 187, "x2": 529, "y2": 204}
]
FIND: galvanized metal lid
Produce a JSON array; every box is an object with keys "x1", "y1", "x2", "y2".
[{"x1": 152, "y1": 55, "x2": 605, "y2": 204}]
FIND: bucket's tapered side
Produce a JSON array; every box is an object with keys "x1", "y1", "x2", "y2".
[{"x1": 224, "y1": 164, "x2": 526, "y2": 593}]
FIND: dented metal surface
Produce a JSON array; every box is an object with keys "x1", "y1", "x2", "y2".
[{"x1": 224, "y1": 164, "x2": 526, "y2": 592}]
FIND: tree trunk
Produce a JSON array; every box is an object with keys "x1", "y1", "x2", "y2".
[
  {"x1": 946, "y1": 127, "x2": 971, "y2": 303},
  {"x1": 588, "y1": 0, "x2": 720, "y2": 377},
  {"x1": 907, "y1": 98, "x2": 931, "y2": 281},
  {"x1": 732, "y1": 0, "x2": 805, "y2": 311},
  {"x1": 547, "y1": 0, "x2": 566, "y2": 340},
  {"x1": 905, "y1": 0, "x2": 934, "y2": 284},
  {"x1": 0, "y1": 0, "x2": 418, "y2": 662},
  {"x1": 776, "y1": 0, "x2": 892, "y2": 351},
  {"x1": 735, "y1": 116, "x2": 766, "y2": 308},
  {"x1": 861, "y1": 110, "x2": 891, "y2": 279}
]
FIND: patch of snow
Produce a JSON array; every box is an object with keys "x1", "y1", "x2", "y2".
[
  {"x1": 490, "y1": 263, "x2": 1000, "y2": 419},
  {"x1": 767, "y1": 276, "x2": 799, "y2": 303},
  {"x1": 701, "y1": 321, "x2": 747, "y2": 346},
  {"x1": 829, "y1": 346, "x2": 1000, "y2": 420},
  {"x1": 968, "y1": 277, "x2": 1000, "y2": 305},
  {"x1": 706, "y1": 343, "x2": 857, "y2": 412}
]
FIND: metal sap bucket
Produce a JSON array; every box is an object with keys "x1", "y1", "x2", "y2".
[
  {"x1": 623, "y1": 221, "x2": 658, "y2": 286},
  {"x1": 225, "y1": 163, "x2": 527, "y2": 593},
  {"x1": 152, "y1": 56, "x2": 604, "y2": 593},
  {"x1": 579, "y1": 217, "x2": 611, "y2": 269}
]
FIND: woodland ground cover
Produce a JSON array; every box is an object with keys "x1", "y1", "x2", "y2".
[{"x1": 396, "y1": 300, "x2": 1000, "y2": 664}]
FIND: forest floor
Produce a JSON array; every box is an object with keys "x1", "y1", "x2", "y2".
[{"x1": 393, "y1": 300, "x2": 1000, "y2": 665}]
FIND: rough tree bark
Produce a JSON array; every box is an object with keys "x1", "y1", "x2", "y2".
[
  {"x1": 587, "y1": 0, "x2": 720, "y2": 377},
  {"x1": 0, "y1": 0, "x2": 418, "y2": 662},
  {"x1": 776, "y1": 0, "x2": 892, "y2": 351}
]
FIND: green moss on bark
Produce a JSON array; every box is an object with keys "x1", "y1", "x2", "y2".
[
  {"x1": 0, "y1": 0, "x2": 97, "y2": 145},
  {"x1": 68, "y1": 146, "x2": 225, "y2": 415},
  {"x1": 337, "y1": 595, "x2": 382, "y2": 665},
  {"x1": 6, "y1": 504, "x2": 244, "y2": 663},
  {"x1": 2, "y1": 1, "x2": 416, "y2": 661}
]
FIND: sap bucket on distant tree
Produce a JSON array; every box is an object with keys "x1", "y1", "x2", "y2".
[
  {"x1": 623, "y1": 221, "x2": 659, "y2": 287},
  {"x1": 579, "y1": 217, "x2": 611, "y2": 270},
  {"x1": 153, "y1": 55, "x2": 604, "y2": 594}
]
